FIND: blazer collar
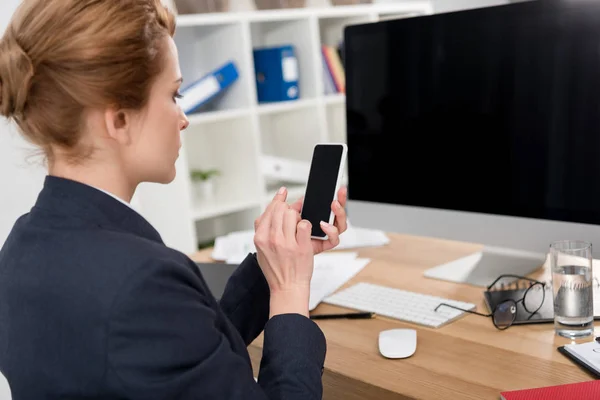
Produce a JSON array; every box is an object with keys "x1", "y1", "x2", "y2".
[{"x1": 34, "y1": 175, "x2": 163, "y2": 244}]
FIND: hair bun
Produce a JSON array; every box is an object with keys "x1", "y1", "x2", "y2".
[{"x1": 0, "y1": 37, "x2": 35, "y2": 119}]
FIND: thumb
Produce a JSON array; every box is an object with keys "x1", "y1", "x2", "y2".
[{"x1": 296, "y1": 220, "x2": 312, "y2": 249}]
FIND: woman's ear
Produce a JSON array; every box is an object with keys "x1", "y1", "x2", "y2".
[{"x1": 104, "y1": 107, "x2": 133, "y2": 145}]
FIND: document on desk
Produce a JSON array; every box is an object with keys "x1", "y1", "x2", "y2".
[
  {"x1": 211, "y1": 230, "x2": 255, "y2": 263},
  {"x1": 309, "y1": 253, "x2": 371, "y2": 311},
  {"x1": 335, "y1": 225, "x2": 390, "y2": 250},
  {"x1": 558, "y1": 340, "x2": 600, "y2": 378},
  {"x1": 211, "y1": 221, "x2": 389, "y2": 263}
]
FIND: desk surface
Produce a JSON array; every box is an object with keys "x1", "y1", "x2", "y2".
[{"x1": 191, "y1": 233, "x2": 598, "y2": 400}]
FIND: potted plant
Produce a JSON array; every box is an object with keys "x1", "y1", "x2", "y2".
[{"x1": 190, "y1": 169, "x2": 220, "y2": 201}]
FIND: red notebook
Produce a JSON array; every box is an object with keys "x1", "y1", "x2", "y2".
[{"x1": 501, "y1": 380, "x2": 600, "y2": 399}]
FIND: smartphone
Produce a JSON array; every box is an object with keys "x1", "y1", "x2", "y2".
[{"x1": 300, "y1": 143, "x2": 348, "y2": 240}]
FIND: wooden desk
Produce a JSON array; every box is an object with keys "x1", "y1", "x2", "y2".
[{"x1": 192, "y1": 233, "x2": 598, "y2": 399}]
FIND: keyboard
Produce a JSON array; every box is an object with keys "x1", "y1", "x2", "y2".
[{"x1": 323, "y1": 282, "x2": 477, "y2": 328}]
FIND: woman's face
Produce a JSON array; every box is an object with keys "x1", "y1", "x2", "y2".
[{"x1": 126, "y1": 36, "x2": 189, "y2": 185}]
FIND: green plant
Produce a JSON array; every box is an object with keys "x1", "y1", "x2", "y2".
[{"x1": 190, "y1": 169, "x2": 220, "y2": 182}]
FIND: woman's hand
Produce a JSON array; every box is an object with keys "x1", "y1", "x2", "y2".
[
  {"x1": 254, "y1": 188, "x2": 314, "y2": 318},
  {"x1": 289, "y1": 186, "x2": 349, "y2": 255}
]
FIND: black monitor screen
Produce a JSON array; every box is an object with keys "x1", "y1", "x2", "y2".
[{"x1": 345, "y1": 1, "x2": 600, "y2": 226}]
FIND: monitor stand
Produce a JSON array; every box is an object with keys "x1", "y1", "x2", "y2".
[{"x1": 424, "y1": 246, "x2": 547, "y2": 287}]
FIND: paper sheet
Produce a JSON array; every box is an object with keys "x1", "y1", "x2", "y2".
[
  {"x1": 309, "y1": 253, "x2": 370, "y2": 311},
  {"x1": 563, "y1": 341, "x2": 600, "y2": 373},
  {"x1": 209, "y1": 222, "x2": 382, "y2": 309},
  {"x1": 212, "y1": 221, "x2": 389, "y2": 263}
]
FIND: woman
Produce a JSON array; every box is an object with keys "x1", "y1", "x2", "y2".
[{"x1": 0, "y1": 1, "x2": 348, "y2": 399}]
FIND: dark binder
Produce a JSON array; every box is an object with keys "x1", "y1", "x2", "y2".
[{"x1": 558, "y1": 344, "x2": 600, "y2": 379}]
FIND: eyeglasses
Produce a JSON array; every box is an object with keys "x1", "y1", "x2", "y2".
[{"x1": 434, "y1": 274, "x2": 546, "y2": 330}]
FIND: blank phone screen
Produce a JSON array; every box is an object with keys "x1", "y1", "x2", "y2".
[{"x1": 301, "y1": 145, "x2": 344, "y2": 238}]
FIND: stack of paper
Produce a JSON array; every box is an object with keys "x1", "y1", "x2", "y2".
[
  {"x1": 211, "y1": 230, "x2": 255, "y2": 263},
  {"x1": 213, "y1": 245, "x2": 370, "y2": 310},
  {"x1": 211, "y1": 221, "x2": 389, "y2": 264},
  {"x1": 309, "y1": 252, "x2": 371, "y2": 311},
  {"x1": 209, "y1": 222, "x2": 381, "y2": 311},
  {"x1": 336, "y1": 224, "x2": 390, "y2": 250}
]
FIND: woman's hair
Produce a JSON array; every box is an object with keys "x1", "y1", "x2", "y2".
[{"x1": 0, "y1": 0, "x2": 176, "y2": 161}]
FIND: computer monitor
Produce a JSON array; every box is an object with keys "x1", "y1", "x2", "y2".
[{"x1": 344, "y1": 0, "x2": 600, "y2": 285}]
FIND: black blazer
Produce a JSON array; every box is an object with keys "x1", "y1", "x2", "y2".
[{"x1": 0, "y1": 176, "x2": 326, "y2": 399}]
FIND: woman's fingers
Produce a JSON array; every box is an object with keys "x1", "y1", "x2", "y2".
[
  {"x1": 290, "y1": 196, "x2": 304, "y2": 214},
  {"x1": 331, "y1": 198, "x2": 348, "y2": 234},
  {"x1": 337, "y1": 186, "x2": 348, "y2": 208},
  {"x1": 270, "y1": 202, "x2": 287, "y2": 246},
  {"x1": 320, "y1": 221, "x2": 341, "y2": 249},
  {"x1": 253, "y1": 189, "x2": 316, "y2": 319},
  {"x1": 296, "y1": 220, "x2": 313, "y2": 250},
  {"x1": 283, "y1": 208, "x2": 300, "y2": 242},
  {"x1": 256, "y1": 187, "x2": 287, "y2": 233}
]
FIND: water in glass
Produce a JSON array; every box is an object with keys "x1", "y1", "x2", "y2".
[{"x1": 552, "y1": 265, "x2": 594, "y2": 338}]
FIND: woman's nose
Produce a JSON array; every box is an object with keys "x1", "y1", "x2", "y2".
[{"x1": 181, "y1": 113, "x2": 189, "y2": 131}]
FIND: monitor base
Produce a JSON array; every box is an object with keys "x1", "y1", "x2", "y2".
[{"x1": 424, "y1": 246, "x2": 546, "y2": 287}]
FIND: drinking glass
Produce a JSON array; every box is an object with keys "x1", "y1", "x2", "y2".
[{"x1": 550, "y1": 240, "x2": 594, "y2": 339}]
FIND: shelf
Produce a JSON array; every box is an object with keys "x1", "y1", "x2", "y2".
[
  {"x1": 177, "y1": 13, "x2": 241, "y2": 27},
  {"x1": 324, "y1": 94, "x2": 345, "y2": 106},
  {"x1": 251, "y1": 18, "x2": 318, "y2": 99},
  {"x1": 319, "y1": 14, "x2": 375, "y2": 48},
  {"x1": 176, "y1": 3, "x2": 433, "y2": 27},
  {"x1": 184, "y1": 116, "x2": 263, "y2": 222},
  {"x1": 187, "y1": 108, "x2": 250, "y2": 125},
  {"x1": 140, "y1": 1, "x2": 435, "y2": 254},
  {"x1": 325, "y1": 99, "x2": 347, "y2": 144},
  {"x1": 192, "y1": 198, "x2": 261, "y2": 220},
  {"x1": 175, "y1": 23, "x2": 252, "y2": 111},
  {"x1": 257, "y1": 98, "x2": 316, "y2": 115},
  {"x1": 307, "y1": 3, "x2": 433, "y2": 19},
  {"x1": 260, "y1": 104, "x2": 322, "y2": 162}
]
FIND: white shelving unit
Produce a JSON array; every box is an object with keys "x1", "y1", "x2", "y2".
[{"x1": 138, "y1": 2, "x2": 433, "y2": 254}]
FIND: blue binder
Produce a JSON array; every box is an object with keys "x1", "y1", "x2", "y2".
[
  {"x1": 178, "y1": 61, "x2": 239, "y2": 114},
  {"x1": 253, "y1": 45, "x2": 300, "y2": 103}
]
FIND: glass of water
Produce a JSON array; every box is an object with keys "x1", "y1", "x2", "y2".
[{"x1": 551, "y1": 240, "x2": 594, "y2": 339}]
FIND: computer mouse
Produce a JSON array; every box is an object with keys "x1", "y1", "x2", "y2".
[{"x1": 378, "y1": 329, "x2": 417, "y2": 359}]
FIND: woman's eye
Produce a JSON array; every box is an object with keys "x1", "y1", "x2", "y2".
[{"x1": 174, "y1": 91, "x2": 183, "y2": 100}]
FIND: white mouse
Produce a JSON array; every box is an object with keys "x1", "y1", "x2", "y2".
[{"x1": 378, "y1": 329, "x2": 417, "y2": 359}]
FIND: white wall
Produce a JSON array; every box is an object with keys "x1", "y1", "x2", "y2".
[
  {"x1": 0, "y1": 0, "x2": 20, "y2": 385},
  {"x1": 0, "y1": 1, "x2": 45, "y2": 248}
]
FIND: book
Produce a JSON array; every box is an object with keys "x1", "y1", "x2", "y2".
[
  {"x1": 500, "y1": 380, "x2": 600, "y2": 399},
  {"x1": 321, "y1": 45, "x2": 345, "y2": 93},
  {"x1": 558, "y1": 340, "x2": 600, "y2": 379},
  {"x1": 336, "y1": 40, "x2": 345, "y2": 67},
  {"x1": 321, "y1": 52, "x2": 337, "y2": 95}
]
